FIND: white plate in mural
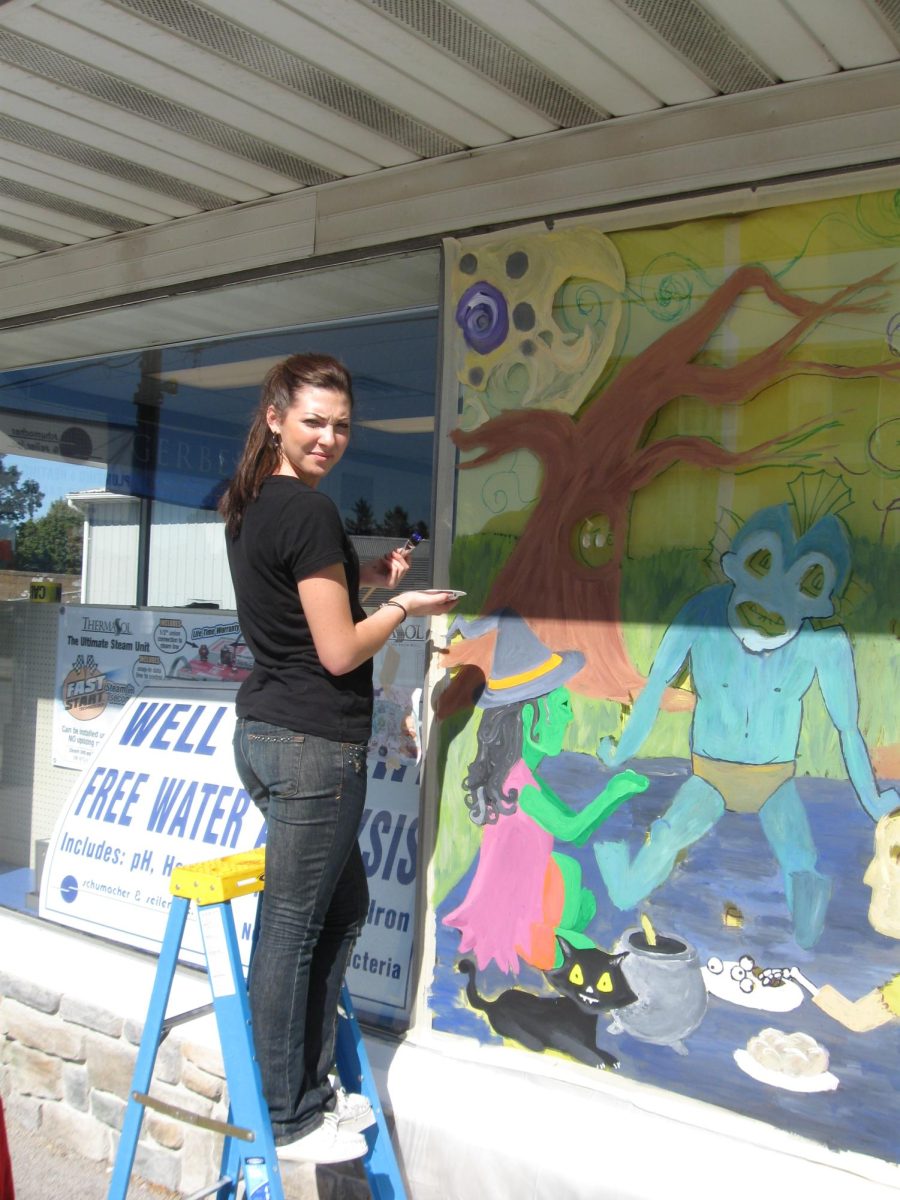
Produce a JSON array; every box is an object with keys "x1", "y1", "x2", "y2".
[
  {"x1": 733, "y1": 1049, "x2": 838, "y2": 1093},
  {"x1": 703, "y1": 959, "x2": 803, "y2": 1012}
]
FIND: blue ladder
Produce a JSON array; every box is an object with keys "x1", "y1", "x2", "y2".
[{"x1": 107, "y1": 848, "x2": 408, "y2": 1200}]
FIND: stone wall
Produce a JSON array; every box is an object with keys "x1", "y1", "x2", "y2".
[
  {"x1": 0, "y1": 967, "x2": 225, "y2": 1194},
  {"x1": 0, "y1": 967, "x2": 372, "y2": 1197},
  {"x1": 0, "y1": 907, "x2": 376, "y2": 1200}
]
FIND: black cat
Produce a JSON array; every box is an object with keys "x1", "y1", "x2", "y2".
[{"x1": 458, "y1": 938, "x2": 637, "y2": 1070}]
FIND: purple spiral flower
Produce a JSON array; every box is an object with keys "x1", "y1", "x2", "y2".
[{"x1": 456, "y1": 281, "x2": 509, "y2": 354}]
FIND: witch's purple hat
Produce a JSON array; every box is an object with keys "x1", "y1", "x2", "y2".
[{"x1": 449, "y1": 608, "x2": 584, "y2": 708}]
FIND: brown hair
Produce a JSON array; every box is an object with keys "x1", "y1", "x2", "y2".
[{"x1": 218, "y1": 353, "x2": 353, "y2": 536}]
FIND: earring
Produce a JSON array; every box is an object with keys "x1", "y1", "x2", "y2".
[{"x1": 271, "y1": 430, "x2": 281, "y2": 452}]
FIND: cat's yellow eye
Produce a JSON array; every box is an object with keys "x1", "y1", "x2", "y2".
[
  {"x1": 569, "y1": 964, "x2": 584, "y2": 986},
  {"x1": 597, "y1": 972, "x2": 613, "y2": 993}
]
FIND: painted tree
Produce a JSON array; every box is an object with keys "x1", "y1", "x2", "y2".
[{"x1": 439, "y1": 265, "x2": 900, "y2": 716}]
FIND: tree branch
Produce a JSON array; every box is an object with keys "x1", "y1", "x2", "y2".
[
  {"x1": 582, "y1": 265, "x2": 894, "y2": 446},
  {"x1": 629, "y1": 422, "x2": 832, "y2": 491},
  {"x1": 451, "y1": 409, "x2": 575, "y2": 471},
  {"x1": 778, "y1": 359, "x2": 900, "y2": 381}
]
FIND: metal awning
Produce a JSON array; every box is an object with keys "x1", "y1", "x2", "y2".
[{"x1": 2, "y1": 0, "x2": 898, "y2": 268}]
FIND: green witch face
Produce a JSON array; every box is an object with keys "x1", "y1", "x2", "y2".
[{"x1": 522, "y1": 687, "x2": 574, "y2": 760}]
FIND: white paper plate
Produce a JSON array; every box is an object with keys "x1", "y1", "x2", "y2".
[
  {"x1": 734, "y1": 1048, "x2": 838, "y2": 1092},
  {"x1": 703, "y1": 963, "x2": 803, "y2": 1012}
]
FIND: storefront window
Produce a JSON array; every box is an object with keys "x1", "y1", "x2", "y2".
[
  {"x1": 1, "y1": 310, "x2": 437, "y2": 605},
  {"x1": 0, "y1": 305, "x2": 439, "y2": 931}
]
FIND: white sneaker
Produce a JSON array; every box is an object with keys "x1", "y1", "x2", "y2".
[
  {"x1": 333, "y1": 1087, "x2": 375, "y2": 1133},
  {"x1": 277, "y1": 1113, "x2": 367, "y2": 1164}
]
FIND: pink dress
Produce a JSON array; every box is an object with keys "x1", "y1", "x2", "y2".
[{"x1": 443, "y1": 760, "x2": 553, "y2": 975}]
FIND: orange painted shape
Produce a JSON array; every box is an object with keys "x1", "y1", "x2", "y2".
[{"x1": 523, "y1": 858, "x2": 566, "y2": 969}]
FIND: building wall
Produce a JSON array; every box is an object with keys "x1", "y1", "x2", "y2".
[
  {"x1": 2, "y1": 68, "x2": 897, "y2": 329},
  {"x1": 79, "y1": 501, "x2": 140, "y2": 608},
  {"x1": 0, "y1": 967, "x2": 224, "y2": 1195},
  {"x1": 4, "y1": 907, "x2": 897, "y2": 1200},
  {"x1": 0, "y1": 913, "x2": 372, "y2": 1198},
  {"x1": 147, "y1": 502, "x2": 235, "y2": 610},
  {"x1": 2, "y1": 95, "x2": 899, "y2": 1189}
]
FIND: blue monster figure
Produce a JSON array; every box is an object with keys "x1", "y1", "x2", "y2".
[{"x1": 595, "y1": 504, "x2": 898, "y2": 949}]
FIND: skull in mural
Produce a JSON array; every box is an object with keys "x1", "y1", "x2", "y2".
[{"x1": 452, "y1": 227, "x2": 626, "y2": 425}]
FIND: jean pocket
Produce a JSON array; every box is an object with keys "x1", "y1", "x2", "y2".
[
  {"x1": 246, "y1": 730, "x2": 306, "y2": 800},
  {"x1": 345, "y1": 742, "x2": 367, "y2": 777}
]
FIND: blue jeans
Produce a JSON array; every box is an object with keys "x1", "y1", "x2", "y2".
[{"x1": 233, "y1": 718, "x2": 370, "y2": 1144}]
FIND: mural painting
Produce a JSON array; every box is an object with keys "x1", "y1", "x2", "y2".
[
  {"x1": 429, "y1": 190, "x2": 899, "y2": 1165},
  {"x1": 594, "y1": 501, "x2": 896, "y2": 951}
]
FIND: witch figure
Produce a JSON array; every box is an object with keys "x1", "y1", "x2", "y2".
[{"x1": 443, "y1": 609, "x2": 647, "y2": 974}]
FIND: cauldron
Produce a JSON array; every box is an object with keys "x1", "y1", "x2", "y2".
[{"x1": 608, "y1": 926, "x2": 708, "y2": 1054}]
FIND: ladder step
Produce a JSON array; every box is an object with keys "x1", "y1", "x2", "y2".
[
  {"x1": 132, "y1": 1091, "x2": 254, "y2": 1140},
  {"x1": 110, "y1": 853, "x2": 409, "y2": 1200},
  {"x1": 160, "y1": 1001, "x2": 215, "y2": 1036},
  {"x1": 171, "y1": 848, "x2": 266, "y2": 904},
  {"x1": 182, "y1": 1177, "x2": 234, "y2": 1200}
]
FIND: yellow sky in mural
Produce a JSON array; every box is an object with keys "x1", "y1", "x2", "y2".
[{"x1": 451, "y1": 189, "x2": 900, "y2": 551}]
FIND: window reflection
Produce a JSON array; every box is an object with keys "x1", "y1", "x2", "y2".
[{"x1": 0, "y1": 310, "x2": 438, "y2": 607}]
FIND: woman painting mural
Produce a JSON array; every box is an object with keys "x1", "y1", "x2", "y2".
[
  {"x1": 443, "y1": 609, "x2": 648, "y2": 975},
  {"x1": 220, "y1": 354, "x2": 458, "y2": 1163}
]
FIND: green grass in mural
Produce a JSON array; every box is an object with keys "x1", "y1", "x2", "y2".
[
  {"x1": 621, "y1": 546, "x2": 711, "y2": 639},
  {"x1": 439, "y1": 532, "x2": 897, "y2": 804},
  {"x1": 565, "y1": 692, "x2": 621, "y2": 755},
  {"x1": 616, "y1": 546, "x2": 710, "y2": 756},
  {"x1": 433, "y1": 534, "x2": 897, "y2": 900},
  {"x1": 449, "y1": 533, "x2": 518, "y2": 612},
  {"x1": 433, "y1": 710, "x2": 481, "y2": 906}
]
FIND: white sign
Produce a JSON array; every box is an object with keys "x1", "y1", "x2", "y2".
[
  {"x1": 41, "y1": 681, "x2": 263, "y2": 965},
  {"x1": 53, "y1": 606, "x2": 251, "y2": 769},
  {"x1": 43, "y1": 617, "x2": 429, "y2": 1023},
  {"x1": 350, "y1": 770, "x2": 421, "y2": 1025},
  {"x1": 350, "y1": 617, "x2": 428, "y2": 1024},
  {"x1": 0, "y1": 407, "x2": 130, "y2": 467}
]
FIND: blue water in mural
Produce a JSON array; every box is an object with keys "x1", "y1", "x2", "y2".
[{"x1": 431, "y1": 754, "x2": 899, "y2": 1165}]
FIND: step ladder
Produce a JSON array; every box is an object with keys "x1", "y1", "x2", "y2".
[{"x1": 107, "y1": 848, "x2": 408, "y2": 1200}]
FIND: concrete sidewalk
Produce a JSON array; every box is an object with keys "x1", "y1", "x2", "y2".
[
  {"x1": 7, "y1": 1111, "x2": 375, "y2": 1199},
  {"x1": 8, "y1": 1114, "x2": 179, "y2": 1200}
]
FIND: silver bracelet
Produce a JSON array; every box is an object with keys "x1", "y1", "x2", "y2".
[{"x1": 379, "y1": 599, "x2": 407, "y2": 621}]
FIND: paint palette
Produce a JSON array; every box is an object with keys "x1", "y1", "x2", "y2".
[
  {"x1": 733, "y1": 1048, "x2": 839, "y2": 1093},
  {"x1": 702, "y1": 955, "x2": 803, "y2": 1012}
]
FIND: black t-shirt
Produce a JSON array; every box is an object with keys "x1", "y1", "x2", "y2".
[{"x1": 227, "y1": 475, "x2": 373, "y2": 742}]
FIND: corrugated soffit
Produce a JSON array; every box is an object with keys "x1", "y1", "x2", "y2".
[
  {"x1": 0, "y1": 25, "x2": 339, "y2": 184},
  {"x1": 620, "y1": 0, "x2": 776, "y2": 91},
  {"x1": 0, "y1": 0, "x2": 897, "y2": 268},
  {"x1": 873, "y1": 0, "x2": 900, "y2": 31},
  {"x1": 369, "y1": 0, "x2": 609, "y2": 124},
  {"x1": 119, "y1": 0, "x2": 466, "y2": 158}
]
